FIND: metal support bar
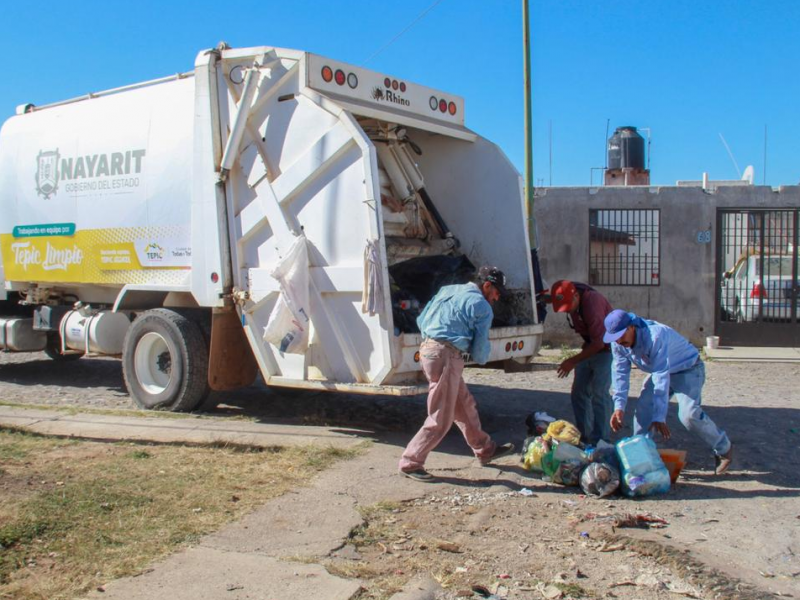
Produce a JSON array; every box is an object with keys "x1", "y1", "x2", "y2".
[{"x1": 219, "y1": 65, "x2": 261, "y2": 181}]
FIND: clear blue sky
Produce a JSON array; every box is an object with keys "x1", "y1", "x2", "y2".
[{"x1": 1, "y1": 0, "x2": 797, "y2": 187}]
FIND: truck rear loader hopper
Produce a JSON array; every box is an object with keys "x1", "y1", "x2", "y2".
[{"x1": 0, "y1": 44, "x2": 543, "y2": 411}]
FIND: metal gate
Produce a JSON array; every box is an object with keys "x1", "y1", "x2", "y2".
[{"x1": 715, "y1": 209, "x2": 799, "y2": 346}]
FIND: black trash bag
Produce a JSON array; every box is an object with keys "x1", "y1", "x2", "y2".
[
  {"x1": 389, "y1": 255, "x2": 476, "y2": 334},
  {"x1": 390, "y1": 286, "x2": 422, "y2": 334},
  {"x1": 389, "y1": 255, "x2": 476, "y2": 308}
]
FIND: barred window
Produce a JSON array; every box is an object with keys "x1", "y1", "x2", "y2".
[{"x1": 589, "y1": 209, "x2": 660, "y2": 286}]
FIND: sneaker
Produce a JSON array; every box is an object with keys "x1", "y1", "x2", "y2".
[
  {"x1": 715, "y1": 445, "x2": 734, "y2": 475},
  {"x1": 401, "y1": 468, "x2": 435, "y2": 482},
  {"x1": 481, "y1": 442, "x2": 516, "y2": 465}
]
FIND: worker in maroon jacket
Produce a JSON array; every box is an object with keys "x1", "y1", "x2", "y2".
[{"x1": 548, "y1": 280, "x2": 614, "y2": 444}]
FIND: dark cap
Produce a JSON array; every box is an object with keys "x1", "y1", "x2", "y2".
[
  {"x1": 550, "y1": 280, "x2": 577, "y2": 313},
  {"x1": 603, "y1": 309, "x2": 633, "y2": 343},
  {"x1": 477, "y1": 266, "x2": 508, "y2": 295}
]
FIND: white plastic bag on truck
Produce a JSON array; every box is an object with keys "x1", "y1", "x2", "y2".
[{"x1": 263, "y1": 235, "x2": 311, "y2": 354}]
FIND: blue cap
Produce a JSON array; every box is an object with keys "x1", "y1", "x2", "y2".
[{"x1": 603, "y1": 309, "x2": 632, "y2": 343}]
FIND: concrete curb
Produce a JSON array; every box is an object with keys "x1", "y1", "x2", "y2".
[{"x1": 0, "y1": 405, "x2": 368, "y2": 449}]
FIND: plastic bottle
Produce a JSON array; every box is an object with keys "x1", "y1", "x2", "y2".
[{"x1": 615, "y1": 435, "x2": 671, "y2": 497}]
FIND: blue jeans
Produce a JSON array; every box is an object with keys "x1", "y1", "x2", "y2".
[
  {"x1": 633, "y1": 361, "x2": 731, "y2": 456},
  {"x1": 571, "y1": 351, "x2": 613, "y2": 444}
]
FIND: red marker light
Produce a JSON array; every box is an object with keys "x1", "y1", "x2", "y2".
[
  {"x1": 384, "y1": 77, "x2": 391, "y2": 88},
  {"x1": 321, "y1": 66, "x2": 333, "y2": 83},
  {"x1": 512, "y1": 341, "x2": 518, "y2": 351},
  {"x1": 400, "y1": 82, "x2": 406, "y2": 92},
  {"x1": 210, "y1": 272, "x2": 219, "y2": 283},
  {"x1": 439, "y1": 99, "x2": 447, "y2": 113},
  {"x1": 448, "y1": 102, "x2": 457, "y2": 115},
  {"x1": 505, "y1": 342, "x2": 511, "y2": 352},
  {"x1": 334, "y1": 69, "x2": 346, "y2": 85}
]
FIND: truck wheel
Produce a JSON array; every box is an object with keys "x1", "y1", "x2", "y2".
[
  {"x1": 122, "y1": 309, "x2": 210, "y2": 411},
  {"x1": 44, "y1": 333, "x2": 82, "y2": 362}
]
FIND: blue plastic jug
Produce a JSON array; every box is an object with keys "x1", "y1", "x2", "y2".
[{"x1": 615, "y1": 435, "x2": 671, "y2": 497}]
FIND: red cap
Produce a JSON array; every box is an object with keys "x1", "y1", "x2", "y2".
[{"x1": 550, "y1": 280, "x2": 577, "y2": 313}]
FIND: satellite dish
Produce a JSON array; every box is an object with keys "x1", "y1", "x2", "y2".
[{"x1": 741, "y1": 165, "x2": 754, "y2": 184}]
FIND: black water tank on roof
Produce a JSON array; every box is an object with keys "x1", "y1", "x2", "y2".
[{"x1": 607, "y1": 126, "x2": 645, "y2": 170}]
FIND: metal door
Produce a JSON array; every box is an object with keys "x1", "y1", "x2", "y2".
[{"x1": 715, "y1": 209, "x2": 799, "y2": 346}]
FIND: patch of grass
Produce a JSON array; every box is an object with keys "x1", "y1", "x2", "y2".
[
  {"x1": 0, "y1": 431, "x2": 362, "y2": 600},
  {"x1": 128, "y1": 449, "x2": 152, "y2": 460},
  {"x1": 0, "y1": 426, "x2": 75, "y2": 461},
  {"x1": 553, "y1": 581, "x2": 590, "y2": 598},
  {"x1": 558, "y1": 344, "x2": 580, "y2": 362},
  {"x1": 350, "y1": 500, "x2": 403, "y2": 547}
]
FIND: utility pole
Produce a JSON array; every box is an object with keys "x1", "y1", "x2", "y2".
[{"x1": 523, "y1": 0, "x2": 536, "y2": 249}]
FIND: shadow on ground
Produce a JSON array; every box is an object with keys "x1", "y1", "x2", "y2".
[{"x1": 2, "y1": 356, "x2": 799, "y2": 499}]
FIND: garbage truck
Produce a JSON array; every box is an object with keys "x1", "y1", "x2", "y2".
[{"x1": 0, "y1": 43, "x2": 543, "y2": 411}]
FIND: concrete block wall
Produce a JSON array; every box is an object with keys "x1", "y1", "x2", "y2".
[{"x1": 534, "y1": 184, "x2": 800, "y2": 346}]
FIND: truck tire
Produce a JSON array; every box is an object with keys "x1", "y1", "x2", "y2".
[
  {"x1": 122, "y1": 309, "x2": 210, "y2": 411},
  {"x1": 44, "y1": 332, "x2": 82, "y2": 362}
]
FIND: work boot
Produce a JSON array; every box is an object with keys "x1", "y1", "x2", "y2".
[
  {"x1": 400, "y1": 468, "x2": 435, "y2": 482},
  {"x1": 481, "y1": 442, "x2": 516, "y2": 465},
  {"x1": 715, "y1": 445, "x2": 734, "y2": 475}
]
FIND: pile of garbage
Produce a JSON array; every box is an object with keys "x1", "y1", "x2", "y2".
[{"x1": 522, "y1": 412, "x2": 673, "y2": 498}]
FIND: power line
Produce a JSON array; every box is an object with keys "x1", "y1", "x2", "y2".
[{"x1": 362, "y1": 0, "x2": 447, "y2": 66}]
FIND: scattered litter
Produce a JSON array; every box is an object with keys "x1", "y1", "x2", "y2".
[
  {"x1": 666, "y1": 582, "x2": 702, "y2": 598},
  {"x1": 580, "y1": 531, "x2": 590, "y2": 538},
  {"x1": 518, "y1": 488, "x2": 535, "y2": 496},
  {"x1": 597, "y1": 541, "x2": 625, "y2": 552},
  {"x1": 491, "y1": 583, "x2": 509, "y2": 597},
  {"x1": 540, "y1": 584, "x2": 563, "y2": 599},
  {"x1": 608, "y1": 580, "x2": 636, "y2": 588},
  {"x1": 496, "y1": 573, "x2": 511, "y2": 579},
  {"x1": 634, "y1": 573, "x2": 665, "y2": 588},
  {"x1": 543, "y1": 420, "x2": 582, "y2": 445},
  {"x1": 225, "y1": 584, "x2": 244, "y2": 592},
  {"x1": 580, "y1": 462, "x2": 620, "y2": 497},
  {"x1": 455, "y1": 566, "x2": 468, "y2": 573},
  {"x1": 576, "y1": 569, "x2": 587, "y2": 579},
  {"x1": 561, "y1": 499, "x2": 578, "y2": 508},
  {"x1": 759, "y1": 570, "x2": 776, "y2": 578},
  {"x1": 435, "y1": 540, "x2": 462, "y2": 553},
  {"x1": 581, "y1": 512, "x2": 669, "y2": 529},
  {"x1": 471, "y1": 584, "x2": 493, "y2": 597},
  {"x1": 617, "y1": 435, "x2": 671, "y2": 497}
]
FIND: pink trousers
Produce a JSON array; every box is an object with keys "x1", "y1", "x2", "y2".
[{"x1": 399, "y1": 339, "x2": 496, "y2": 472}]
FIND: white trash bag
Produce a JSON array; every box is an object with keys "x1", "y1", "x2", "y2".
[{"x1": 263, "y1": 235, "x2": 311, "y2": 354}]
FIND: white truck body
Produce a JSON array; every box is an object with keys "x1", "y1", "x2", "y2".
[{"x1": 0, "y1": 45, "x2": 542, "y2": 407}]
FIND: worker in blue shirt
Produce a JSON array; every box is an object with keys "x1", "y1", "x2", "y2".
[
  {"x1": 399, "y1": 266, "x2": 515, "y2": 482},
  {"x1": 603, "y1": 310, "x2": 734, "y2": 475}
]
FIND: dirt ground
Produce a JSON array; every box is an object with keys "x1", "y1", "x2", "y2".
[{"x1": 0, "y1": 350, "x2": 798, "y2": 599}]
